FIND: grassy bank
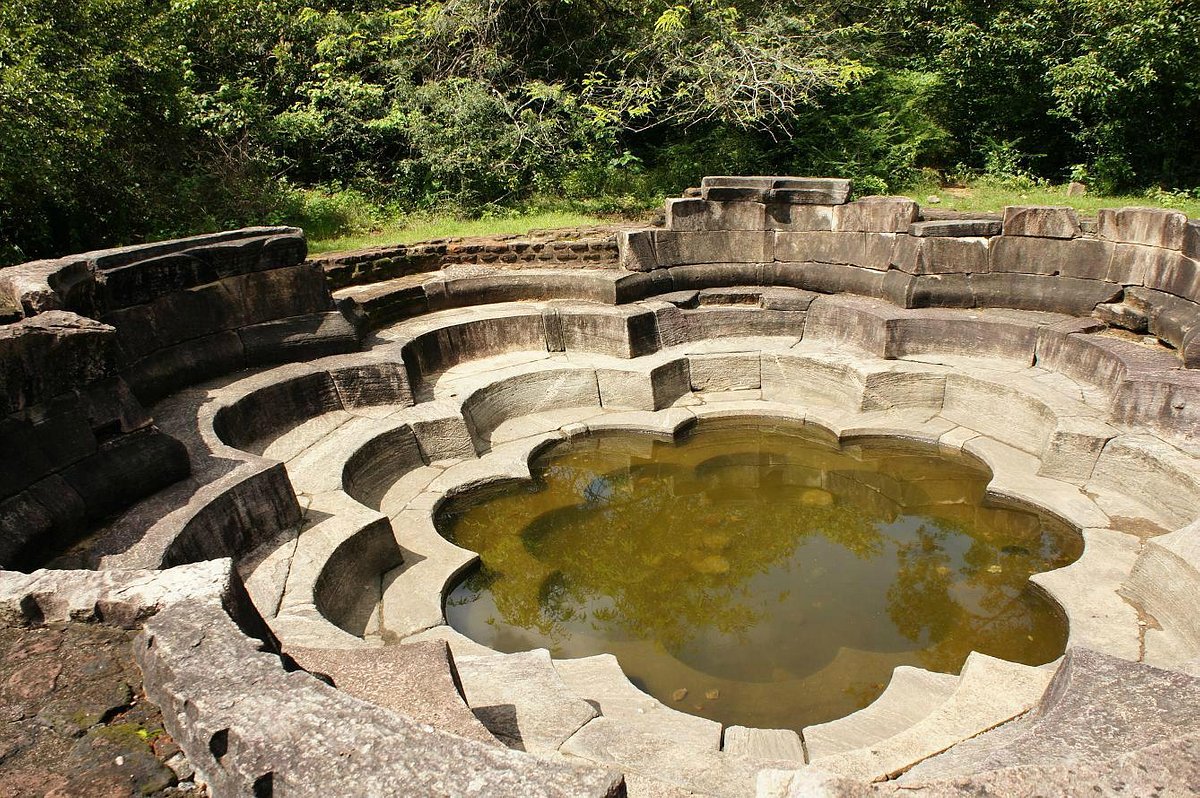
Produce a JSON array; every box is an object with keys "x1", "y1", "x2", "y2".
[
  {"x1": 306, "y1": 182, "x2": 1200, "y2": 256},
  {"x1": 307, "y1": 210, "x2": 612, "y2": 255},
  {"x1": 904, "y1": 181, "x2": 1200, "y2": 218}
]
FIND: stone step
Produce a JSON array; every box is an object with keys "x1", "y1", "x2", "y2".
[
  {"x1": 286, "y1": 639, "x2": 500, "y2": 747},
  {"x1": 1121, "y1": 520, "x2": 1200, "y2": 670},
  {"x1": 807, "y1": 652, "x2": 1054, "y2": 781},
  {"x1": 722, "y1": 726, "x2": 804, "y2": 763},
  {"x1": 377, "y1": 507, "x2": 478, "y2": 641},
  {"x1": 455, "y1": 648, "x2": 599, "y2": 754},
  {"x1": 553, "y1": 654, "x2": 722, "y2": 752},
  {"x1": 268, "y1": 490, "x2": 404, "y2": 648},
  {"x1": 896, "y1": 648, "x2": 1200, "y2": 787},
  {"x1": 561, "y1": 717, "x2": 798, "y2": 798},
  {"x1": 333, "y1": 273, "x2": 433, "y2": 327},
  {"x1": 802, "y1": 665, "x2": 958, "y2": 760}
]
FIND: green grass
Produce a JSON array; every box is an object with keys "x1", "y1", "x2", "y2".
[
  {"x1": 904, "y1": 180, "x2": 1200, "y2": 218},
  {"x1": 308, "y1": 210, "x2": 609, "y2": 255}
]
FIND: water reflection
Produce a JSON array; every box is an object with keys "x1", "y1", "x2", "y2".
[{"x1": 441, "y1": 421, "x2": 1080, "y2": 730}]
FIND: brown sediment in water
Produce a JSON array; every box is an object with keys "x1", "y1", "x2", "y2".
[{"x1": 440, "y1": 421, "x2": 1081, "y2": 732}]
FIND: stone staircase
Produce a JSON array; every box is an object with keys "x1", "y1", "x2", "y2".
[
  {"x1": 804, "y1": 653, "x2": 1054, "y2": 781},
  {"x1": 455, "y1": 648, "x2": 599, "y2": 754},
  {"x1": 891, "y1": 648, "x2": 1200, "y2": 793},
  {"x1": 802, "y1": 665, "x2": 959, "y2": 760}
]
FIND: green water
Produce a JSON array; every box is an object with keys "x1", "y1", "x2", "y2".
[{"x1": 441, "y1": 421, "x2": 1080, "y2": 731}]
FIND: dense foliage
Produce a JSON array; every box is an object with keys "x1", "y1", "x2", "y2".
[{"x1": 1, "y1": 0, "x2": 1198, "y2": 262}]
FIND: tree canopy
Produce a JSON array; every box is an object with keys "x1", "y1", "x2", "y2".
[{"x1": 1, "y1": 0, "x2": 1197, "y2": 262}]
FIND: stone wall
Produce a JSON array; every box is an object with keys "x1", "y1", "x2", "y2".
[
  {"x1": 314, "y1": 226, "x2": 622, "y2": 292},
  {"x1": 619, "y1": 177, "x2": 1200, "y2": 367},
  {"x1": 0, "y1": 228, "x2": 360, "y2": 569}
]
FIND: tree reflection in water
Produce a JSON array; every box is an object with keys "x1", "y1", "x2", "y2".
[{"x1": 441, "y1": 422, "x2": 1081, "y2": 730}]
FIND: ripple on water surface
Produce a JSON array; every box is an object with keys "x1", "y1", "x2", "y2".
[{"x1": 440, "y1": 421, "x2": 1081, "y2": 731}]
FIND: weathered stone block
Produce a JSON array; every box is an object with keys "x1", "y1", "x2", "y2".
[
  {"x1": 287, "y1": 642, "x2": 498, "y2": 747},
  {"x1": 98, "y1": 253, "x2": 217, "y2": 310},
  {"x1": 1183, "y1": 326, "x2": 1200, "y2": 369},
  {"x1": 160, "y1": 462, "x2": 303, "y2": 567},
  {"x1": 884, "y1": 271, "x2": 974, "y2": 309},
  {"x1": 214, "y1": 370, "x2": 342, "y2": 449},
  {"x1": 1003, "y1": 206, "x2": 1081, "y2": 239},
  {"x1": 228, "y1": 263, "x2": 334, "y2": 326},
  {"x1": 665, "y1": 262, "x2": 762, "y2": 290},
  {"x1": 759, "y1": 287, "x2": 818, "y2": 311},
  {"x1": 761, "y1": 351, "x2": 865, "y2": 406},
  {"x1": 769, "y1": 177, "x2": 852, "y2": 205},
  {"x1": 186, "y1": 237, "x2": 269, "y2": 279},
  {"x1": 0, "y1": 293, "x2": 21, "y2": 323},
  {"x1": 123, "y1": 330, "x2": 245, "y2": 404},
  {"x1": 688, "y1": 352, "x2": 760, "y2": 391},
  {"x1": 909, "y1": 219, "x2": 1003, "y2": 237},
  {"x1": 136, "y1": 596, "x2": 625, "y2": 797},
  {"x1": 990, "y1": 235, "x2": 1113, "y2": 280},
  {"x1": 1122, "y1": 287, "x2": 1200, "y2": 354},
  {"x1": 0, "y1": 257, "x2": 94, "y2": 316},
  {"x1": 61, "y1": 428, "x2": 190, "y2": 520},
  {"x1": 1099, "y1": 207, "x2": 1190, "y2": 249},
  {"x1": 892, "y1": 236, "x2": 990, "y2": 275},
  {"x1": 0, "y1": 474, "x2": 87, "y2": 567},
  {"x1": 335, "y1": 279, "x2": 426, "y2": 329},
  {"x1": 792, "y1": 295, "x2": 899, "y2": 357},
  {"x1": 697, "y1": 286, "x2": 762, "y2": 306},
  {"x1": 25, "y1": 400, "x2": 99, "y2": 472},
  {"x1": 898, "y1": 649, "x2": 1200, "y2": 789},
  {"x1": 700, "y1": 176, "x2": 851, "y2": 204},
  {"x1": 653, "y1": 230, "x2": 772, "y2": 265},
  {"x1": 766, "y1": 203, "x2": 835, "y2": 232},
  {"x1": 597, "y1": 360, "x2": 689, "y2": 410},
  {"x1": 764, "y1": 261, "x2": 887, "y2": 297},
  {"x1": 558, "y1": 307, "x2": 659, "y2": 358},
  {"x1": 617, "y1": 230, "x2": 657, "y2": 271},
  {"x1": 1142, "y1": 249, "x2": 1200, "y2": 301},
  {"x1": 328, "y1": 360, "x2": 412, "y2": 409},
  {"x1": 968, "y1": 273, "x2": 1123, "y2": 315},
  {"x1": 1093, "y1": 299, "x2": 1148, "y2": 333},
  {"x1": 774, "y1": 231, "x2": 898, "y2": 270},
  {"x1": 463, "y1": 369, "x2": 600, "y2": 440},
  {"x1": 73, "y1": 376, "x2": 151, "y2": 438},
  {"x1": 401, "y1": 314, "x2": 547, "y2": 377},
  {"x1": 102, "y1": 281, "x2": 240, "y2": 361},
  {"x1": 834, "y1": 197, "x2": 920, "y2": 233},
  {"x1": 664, "y1": 197, "x2": 707, "y2": 231},
  {"x1": 239, "y1": 311, "x2": 360, "y2": 366},
  {"x1": 0, "y1": 312, "x2": 118, "y2": 415},
  {"x1": 0, "y1": 417, "x2": 55, "y2": 498},
  {"x1": 1106, "y1": 242, "x2": 1176, "y2": 286},
  {"x1": 664, "y1": 198, "x2": 766, "y2": 231},
  {"x1": 700, "y1": 175, "x2": 777, "y2": 202},
  {"x1": 681, "y1": 307, "x2": 804, "y2": 340},
  {"x1": 259, "y1": 233, "x2": 308, "y2": 270}
]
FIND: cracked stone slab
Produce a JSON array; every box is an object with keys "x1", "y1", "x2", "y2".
[
  {"x1": 456, "y1": 649, "x2": 599, "y2": 753},
  {"x1": 802, "y1": 666, "x2": 959, "y2": 761},
  {"x1": 722, "y1": 727, "x2": 805, "y2": 762},
  {"x1": 560, "y1": 717, "x2": 796, "y2": 798},
  {"x1": 287, "y1": 640, "x2": 499, "y2": 746},
  {"x1": 808, "y1": 653, "x2": 1054, "y2": 781},
  {"x1": 554, "y1": 654, "x2": 722, "y2": 752}
]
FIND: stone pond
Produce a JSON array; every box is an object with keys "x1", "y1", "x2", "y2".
[{"x1": 3, "y1": 177, "x2": 1200, "y2": 796}]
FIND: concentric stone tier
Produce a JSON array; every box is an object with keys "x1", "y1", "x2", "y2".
[{"x1": 5, "y1": 179, "x2": 1200, "y2": 797}]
